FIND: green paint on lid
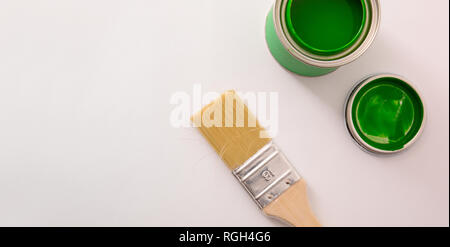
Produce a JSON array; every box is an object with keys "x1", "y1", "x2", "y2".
[
  {"x1": 351, "y1": 76, "x2": 424, "y2": 152},
  {"x1": 286, "y1": 0, "x2": 367, "y2": 56}
]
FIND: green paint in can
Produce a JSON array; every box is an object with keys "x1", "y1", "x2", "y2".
[
  {"x1": 265, "y1": 0, "x2": 380, "y2": 76},
  {"x1": 286, "y1": 0, "x2": 367, "y2": 55},
  {"x1": 345, "y1": 74, "x2": 425, "y2": 154}
]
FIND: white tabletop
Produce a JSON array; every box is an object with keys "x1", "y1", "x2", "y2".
[{"x1": 0, "y1": 0, "x2": 448, "y2": 226}]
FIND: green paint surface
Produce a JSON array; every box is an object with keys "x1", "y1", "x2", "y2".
[
  {"x1": 352, "y1": 77, "x2": 424, "y2": 151},
  {"x1": 286, "y1": 0, "x2": 366, "y2": 55}
]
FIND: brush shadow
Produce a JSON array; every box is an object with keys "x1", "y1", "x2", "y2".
[{"x1": 265, "y1": 215, "x2": 294, "y2": 227}]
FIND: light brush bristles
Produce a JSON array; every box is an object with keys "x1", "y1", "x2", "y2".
[{"x1": 192, "y1": 91, "x2": 271, "y2": 170}]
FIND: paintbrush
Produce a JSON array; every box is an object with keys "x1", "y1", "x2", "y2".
[{"x1": 192, "y1": 90, "x2": 320, "y2": 227}]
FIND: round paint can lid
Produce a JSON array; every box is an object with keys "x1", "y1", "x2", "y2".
[{"x1": 345, "y1": 74, "x2": 425, "y2": 154}]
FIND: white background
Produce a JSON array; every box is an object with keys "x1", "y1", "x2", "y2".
[{"x1": 0, "y1": 0, "x2": 448, "y2": 226}]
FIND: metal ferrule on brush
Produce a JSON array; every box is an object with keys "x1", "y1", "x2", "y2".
[{"x1": 233, "y1": 142, "x2": 301, "y2": 209}]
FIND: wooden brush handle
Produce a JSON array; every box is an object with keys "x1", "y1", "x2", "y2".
[{"x1": 263, "y1": 179, "x2": 321, "y2": 227}]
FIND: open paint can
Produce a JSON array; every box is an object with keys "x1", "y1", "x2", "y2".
[
  {"x1": 265, "y1": 0, "x2": 380, "y2": 76},
  {"x1": 345, "y1": 74, "x2": 425, "y2": 154}
]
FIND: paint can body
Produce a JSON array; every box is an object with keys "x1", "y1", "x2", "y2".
[
  {"x1": 345, "y1": 74, "x2": 425, "y2": 154},
  {"x1": 265, "y1": 0, "x2": 380, "y2": 77}
]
